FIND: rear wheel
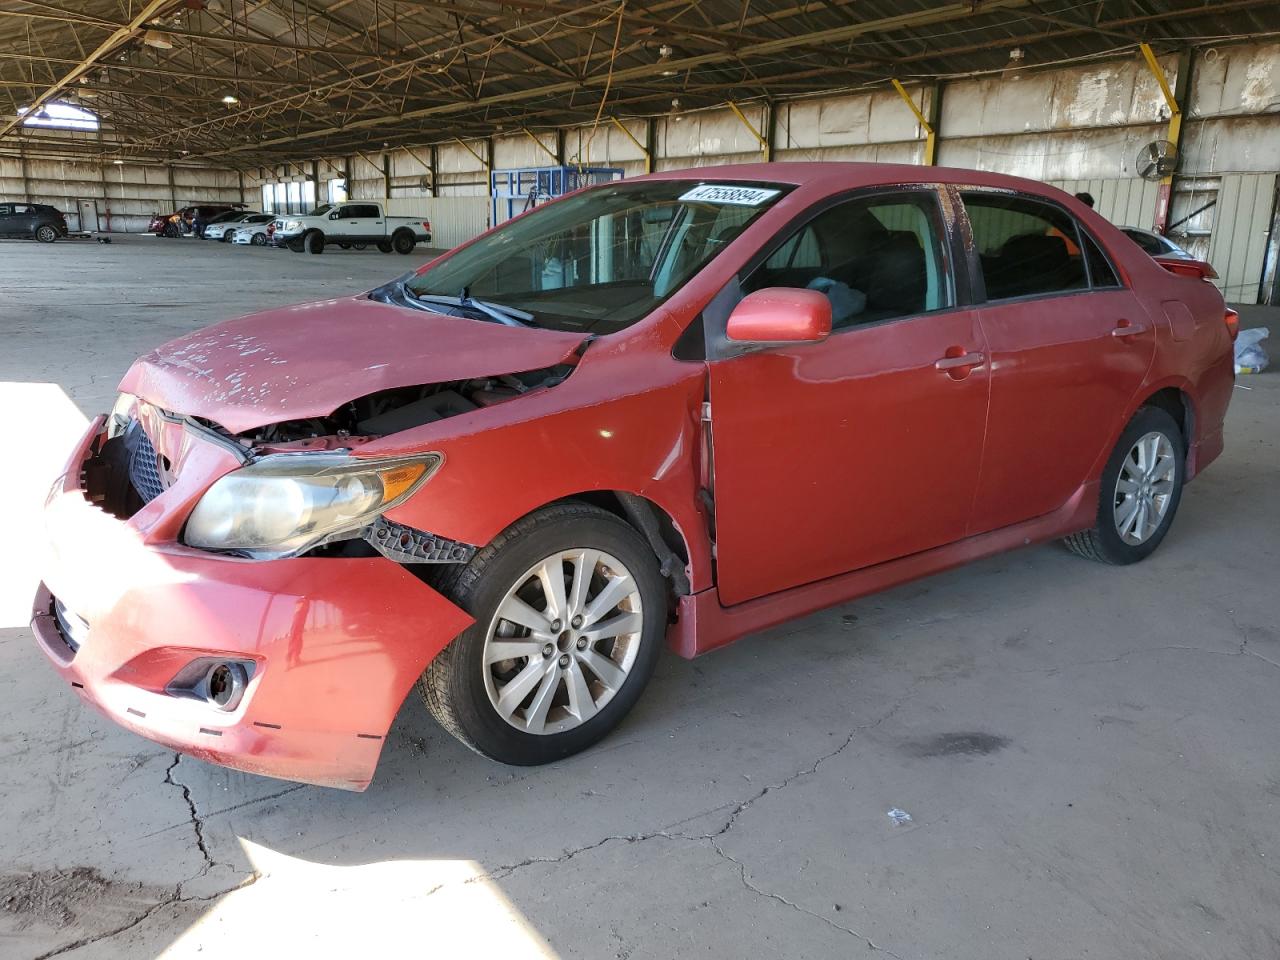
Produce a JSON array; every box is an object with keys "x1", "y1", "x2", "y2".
[
  {"x1": 352, "y1": 242, "x2": 368, "y2": 251},
  {"x1": 304, "y1": 231, "x2": 325, "y2": 255},
  {"x1": 35, "y1": 225, "x2": 57, "y2": 243},
  {"x1": 1063, "y1": 406, "x2": 1185, "y2": 565},
  {"x1": 377, "y1": 239, "x2": 393, "y2": 253},
  {"x1": 420, "y1": 502, "x2": 665, "y2": 764},
  {"x1": 392, "y1": 229, "x2": 416, "y2": 254},
  {"x1": 250, "y1": 233, "x2": 267, "y2": 246}
]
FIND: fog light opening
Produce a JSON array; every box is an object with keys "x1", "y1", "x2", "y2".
[{"x1": 206, "y1": 661, "x2": 248, "y2": 711}]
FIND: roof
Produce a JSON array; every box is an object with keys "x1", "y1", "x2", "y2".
[{"x1": 2, "y1": 0, "x2": 1277, "y2": 166}]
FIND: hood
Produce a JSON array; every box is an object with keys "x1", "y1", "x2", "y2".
[{"x1": 119, "y1": 295, "x2": 587, "y2": 435}]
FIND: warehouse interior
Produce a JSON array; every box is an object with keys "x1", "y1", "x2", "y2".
[{"x1": 2, "y1": 2, "x2": 1280, "y2": 958}]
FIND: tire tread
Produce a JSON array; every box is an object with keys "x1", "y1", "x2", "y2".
[{"x1": 418, "y1": 501, "x2": 644, "y2": 760}]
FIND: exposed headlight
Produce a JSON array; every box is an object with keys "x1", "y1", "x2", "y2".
[
  {"x1": 185, "y1": 452, "x2": 441, "y2": 558},
  {"x1": 283, "y1": 220, "x2": 300, "y2": 231},
  {"x1": 107, "y1": 392, "x2": 137, "y2": 438}
]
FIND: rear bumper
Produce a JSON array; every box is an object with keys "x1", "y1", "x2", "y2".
[{"x1": 32, "y1": 418, "x2": 473, "y2": 790}]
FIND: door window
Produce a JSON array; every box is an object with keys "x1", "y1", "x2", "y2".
[
  {"x1": 1081, "y1": 232, "x2": 1121, "y2": 288},
  {"x1": 744, "y1": 191, "x2": 951, "y2": 329},
  {"x1": 961, "y1": 192, "x2": 1089, "y2": 300},
  {"x1": 351, "y1": 204, "x2": 381, "y2": 218}
]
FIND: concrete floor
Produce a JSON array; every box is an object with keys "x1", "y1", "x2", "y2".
[{"x1": 1, "y1": 234, "x2": 1278, "y2": 960}]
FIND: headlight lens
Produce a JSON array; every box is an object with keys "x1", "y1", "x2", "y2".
[
  {"x1": 185, "y1": 452, "x2": 441, "y2": 558},
  {"x1": 284, "y1": 220, "x2": 300, "y2": 231},
  {"x1": 107, "y1": 392, "x2": 137, "y2": 438}
]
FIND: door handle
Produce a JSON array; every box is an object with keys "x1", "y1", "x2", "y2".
[
  {"x1": 934, "y1": 351, "x2": 985, "y2": 371},
  {"x1": 1110, "y1": 320, "x2": 1149, "y2": 338}
]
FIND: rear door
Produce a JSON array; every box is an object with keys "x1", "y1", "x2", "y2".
[
  {"x1": 956, "y1": 188, "x2": 1156, "y2": 533},
  {"x1": 707, "y1": 187, "x2": 991, "y2": 606},
  {"x1": 0, "y1": 204, "x2": 13, "y2": 236}
]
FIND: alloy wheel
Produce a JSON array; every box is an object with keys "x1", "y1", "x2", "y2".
[
  {"x1": 1113, "y1": 431, "x2": 1176, "y2": 545},
  {"x1": 482, "y1": 549, "x2": 643, "y2": 735}
]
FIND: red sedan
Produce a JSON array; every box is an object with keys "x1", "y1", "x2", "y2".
[{"x1": 33, "y1": 164, "x2": 1236, "y2": 789}]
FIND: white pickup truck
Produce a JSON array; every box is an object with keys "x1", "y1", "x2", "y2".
[{"x1": 274, "y1": 202, "x2": 432, "y2": 255}]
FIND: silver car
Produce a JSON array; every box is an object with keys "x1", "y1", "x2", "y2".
[
  {"x1": 231, "y1": 217, "x2": 275, "y2": 246},
  {"x1": 205, "y1": 212, "x2": 270, "y2": 242}
]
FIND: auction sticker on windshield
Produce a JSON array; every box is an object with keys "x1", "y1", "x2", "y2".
[{"x1": 679, "y1": 184, "x2": 781, "y2": 206}]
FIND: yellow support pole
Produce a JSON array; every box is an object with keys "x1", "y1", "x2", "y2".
[
  {"x1": 1139, "y1": 42, "x2": 1183, "y2": 231},
  {"x1": 892, "y1": 79, "x2": 936, "y2": 166},
  {"x1": 453, "y1": 137, "x2": 488, "y2": 169},
  {"x1": 726, "y1": 101, "x2": 770, "y2": 161},
  {"x1": 522, "y1": 128, "x2": 559, "y2": 164},
  {"x1": 609, "y1": 116, "x2": 651, "y2": 173}
]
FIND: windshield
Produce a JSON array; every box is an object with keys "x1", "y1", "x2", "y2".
[
  {"x1": 307, "y1": 204, "x2": 333, "y2": 217},
  {"x1": 405, "y1": 180, "x2": 788, "y2": 333}
]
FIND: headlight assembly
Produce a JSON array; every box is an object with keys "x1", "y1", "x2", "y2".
[{"x1": 184, "y1": 452, "x2": 441, "y2": 559}]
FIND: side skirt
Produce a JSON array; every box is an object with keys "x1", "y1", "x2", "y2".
[{"x1": 668, "y1": 480, "x2": 1098, "y2": 659}]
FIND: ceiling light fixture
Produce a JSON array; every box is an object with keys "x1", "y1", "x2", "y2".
[{"x1": 222, "y1": 94, "x2": 239, "y2": 105}]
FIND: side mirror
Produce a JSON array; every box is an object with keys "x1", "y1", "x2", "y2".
[
  {"x1": 726, "y1": 288, "x2": 832, "y2": 344},
  {"x1": 328, "y1": 210, "x2": 340, "y2": 220}
]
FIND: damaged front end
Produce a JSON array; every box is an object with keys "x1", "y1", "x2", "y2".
[{"x1": 100, "y1": 360, "x2": 575, "y2": 567}]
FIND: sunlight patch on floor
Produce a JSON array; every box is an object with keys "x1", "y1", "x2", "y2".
[
  {"x1": 157, "y1": 839, "x2": 561, "y2": 958},
  {"x1": 0, "y1": 382, "x2": 88, "y2": 629}
]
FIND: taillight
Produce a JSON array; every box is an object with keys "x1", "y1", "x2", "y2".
[
  {"x1": 422, "y1": 220, "x2": 431, "y2": 231},
  {"x1": 1224, "y1": 308, "x2": 1239, "y2": 341}
]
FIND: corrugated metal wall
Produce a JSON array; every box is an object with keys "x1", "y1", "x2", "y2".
[
  {"x1": 4, "y1": 41, "x2": 1278, "y2": 294},
  {"x1": 1207, "y1": 173, "x2": 1278, "y2": 304},
  {"x1": 385, "y1": 196, "x2": 489, "y2": 249},
  {"x1": 1049, "y1": 178, "x2": 1161, "y2": 229},
  {"x1": 0, "y1": 156, "x2": 242, "y2": 233}
]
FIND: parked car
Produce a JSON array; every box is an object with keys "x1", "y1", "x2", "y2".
[
  {"x1": 33, "y1": 164, "x2": 1236, "y2": 790},
  {"x1": 0, "y1": 202, "x2": 68, "y2": 242},
  {"x1": 273, "y1": 202, "x2": 431, "y2": 254},
  {"x1": 230, "y1": 218, "x2": 273, "y2": 246},
  {"x1": 148, "y1": 203, "x2": 246, "y2": 238},
  {"x1": 1121, "y1": 226, "x2": 1197, "y2": 261},
  {"x1": 205, "y1": 212, "x2": 271, "y2": 242}
]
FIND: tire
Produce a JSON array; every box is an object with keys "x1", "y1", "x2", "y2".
[
  {"x1": 420, "y1": 502, "x2": 666, "y2": 764},
  {"x1": 287, "y1": 237, "x2": 304, "y2": 253},
  {"x1": 305, "y1": 231, "x2": 325, "y2": 255},
  {"x1": 338, "y1": 242, "x2": 351, "y2": 250},
  {"x1": 35, "y1": 225, "x2": 57, "y2": 243},
  {"x1": 1062, "y1": 406, "x2": 1185, "y2": 565},
  {"x1": 250, "y1": 233, "x2": 267, "y2": 246},
  {"x1": 392, "y1": 229, "x2": 416, "y2": 254},
  {"x1": 353, "y1": 242, "x2": 368, "y2": 251},
  {"x1": 377, "y1": 239, "x2": 393, "y2": 253},
  {"x1": 161, "y1": 224, "x2": 178, "y2": 238}
]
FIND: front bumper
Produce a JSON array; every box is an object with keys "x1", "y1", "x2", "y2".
[{"x1": 31, "y1": 417, "x2": 473, "y2": 790}]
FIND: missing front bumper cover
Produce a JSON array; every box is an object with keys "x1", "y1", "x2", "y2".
[{"x1": 363, "y1": 517, "x2": 476, "y2": 564}]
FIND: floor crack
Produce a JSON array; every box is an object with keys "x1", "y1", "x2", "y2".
[
  {"x1": 30, "y1": 875, "x2": 259, "y2": 960},
  {"x1": 709, "y1": 837, "x2": 905, "y2": 958},
  {"x1": 162, "y1": 753, "x2": 214, "y2": 887}
]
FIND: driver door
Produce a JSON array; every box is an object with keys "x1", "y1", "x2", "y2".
[{"x1": 707, "y1": 188, "x2": 991, "y2": 606}]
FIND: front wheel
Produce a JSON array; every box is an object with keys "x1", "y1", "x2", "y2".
[
  {"x1": 1062, "y1": 406, "x2": 1185, "y2": 565},
  {"x1": 420, "y1": 502, "x2": 666, "y2": 764},
  {"x1": 161, "y1": 224, "x2": 178, "y2": 238},
  {"x1": 35, "y1": 225, "x2": 58, "y2": 243},
  {"x1": 305, "y1": 231, "x2": 325, "y2": 255},
  {"x1": 250, "y1": 233, "x2": 267, "y2": 246}
]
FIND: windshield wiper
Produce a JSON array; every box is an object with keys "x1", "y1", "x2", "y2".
[{"x1": 403, "y1": 285, "x2": 536, "y2": 327}]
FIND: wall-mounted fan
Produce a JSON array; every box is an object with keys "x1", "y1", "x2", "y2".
[{"x1": 1136, "y1": 140, "x2": 1177, "y2": 180}]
